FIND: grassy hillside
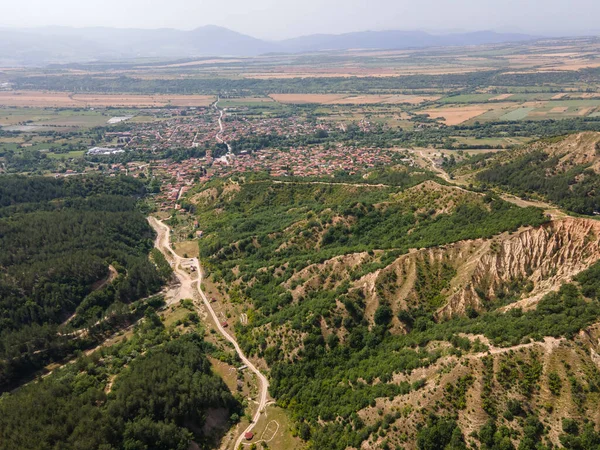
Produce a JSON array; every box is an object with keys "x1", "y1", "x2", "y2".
[
  {"x1": 181, "y1": 174, "x2": 600, "y2": 449},
  {"x1": 192, "y1": 177, "x2": 545, "y2": 285},
  {"x1": 464, "y1": 132, "x2": 600, "y2": 214}
]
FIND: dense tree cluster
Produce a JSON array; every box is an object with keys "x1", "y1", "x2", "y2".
[
  {"x1": 476, "y1": 149, "x2": 600, "y2": 214},
  {"x1": 417, "y1": 415, "x2": 467, "y2": 450},
  {"x1": 11, "y1": 67, "x2": 600, "y2": 94},
  {"x1": 0, "y1": 175, "x2": 165, "y2": 388},
  {"x1": 0, "y1": 315, "x2": 241, "y2": 450},
  {"x1": 188, "y1": 177, "x2": 560, "y2": 447}
]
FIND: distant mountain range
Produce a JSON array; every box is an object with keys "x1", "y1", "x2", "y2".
[
  {"x1": 278, "y1": 29, "x2": 535, "y2": 53},
  {"x1": 0, "y1": 25, "x2": 538, "y2": 65}
]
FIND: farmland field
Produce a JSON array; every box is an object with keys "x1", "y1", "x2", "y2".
[
  {"x1": 217, "y1": 97, "x2": 275, "y2": 107},
  {"x1": 438, "y1": 94, "x2": 495, "y2": 104},
  {"x1": 499, "y1": 106, "x2": 536, "y2": 120},
  {"x1": 0, "y1": 91, "x2": 216, "y2": 108},
  {"x1": 422, "y1": 106, "x2": 490, "y2": 125},
  {"x1": 269, "y1": 93, "x2": 439, "y2": 104}
]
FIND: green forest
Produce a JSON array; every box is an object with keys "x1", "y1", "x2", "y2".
[
  {"x1": 0, "y1": 310, "x2": 242, "y2": 450},
  {"x1": 188, "y1": 176, "x2": 581, "y2": 449},
  {"x1": 11, "y1": 67, "x2": 600, "y2": 94},
  {"x1": 0, "y1": 175, "x2": 168, "y2": 389},
  {"x1": 196, "y1": 176, "x2": 546, "y2": 287},
  {"x1": 476, "y1": 149, "x2": 600, "y2": 214}
]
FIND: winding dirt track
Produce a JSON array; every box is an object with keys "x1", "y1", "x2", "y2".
[
  {"x1": 214, "y1": 97, "x2": 233, "y2": 154},
  {"x1": 272, "y1": 179, "x2": 389, "y2": 188},
  {"x1": 148, "y1": 217, "x2": 269, "y2": 450},
  {"x1": 408, "y1": 148, "x2": 566, "y2": 219}
]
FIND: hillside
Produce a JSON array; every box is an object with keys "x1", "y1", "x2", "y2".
[
  {"x1": 278, "y1": 29, "x2": 534, "y2": 53},
  {"x1": 284, "y1": 216, "x2": 600, "y2": 325},
  {"x1": 0, "y1": 26, "x2": 271, "y2": 63},
  {"x1": 176, "y1": 174, "x2": 600, "y2": 448},
  {"x1": 0, "y1": 26, "x2": 536, "y2": 64},
  {"x1": 0, "y1": 310, "x2": 242, "y2": 450},
  {"x1": 4, "y1": 165, "x2": 600, "y2": 448},
  {"x1": 467, "y1": 132, "x2": 600, "y2": 214},
  {"x1": 0, "y1": 175, "x2": 170, "y2": 389}
]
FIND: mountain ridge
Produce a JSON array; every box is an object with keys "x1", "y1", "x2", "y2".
[{"x1": 0, "y1": 24, "x2": 538, "y2": 65}]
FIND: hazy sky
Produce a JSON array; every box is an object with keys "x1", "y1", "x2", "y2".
[{"x1": 1, "y1": 0, "x2": 598, "y2": 39}]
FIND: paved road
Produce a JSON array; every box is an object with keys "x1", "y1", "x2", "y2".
[{"x1": 149, "y1": 217, "x2": 269, "y2": 450}]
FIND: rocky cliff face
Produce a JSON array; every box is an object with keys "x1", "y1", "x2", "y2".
[
  {"x1": 543, "y1": 132, "x2": 600, "y2": 172},
  {"x1": 440, "y1": 218, "x2": 600, "y2": 317},
  {"x1": 342, "y1": 218, "x2": 600, "y2": 324},
  {"x1": 283, "y1": 217, "x2": 600, "y2": 327}
]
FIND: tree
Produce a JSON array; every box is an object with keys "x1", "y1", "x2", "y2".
[
  {"x1": 417, "y1": 416, "x2": 462, "y2": 450},
  {"x1": 374, "y1": 304, "x2": 393, "y2": 326}
]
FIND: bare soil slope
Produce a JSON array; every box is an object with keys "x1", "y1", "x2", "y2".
[{"x1": 287, "y1": 217, "x2": 600, "y2": 326}]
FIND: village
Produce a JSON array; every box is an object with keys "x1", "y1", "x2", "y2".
[
  {"x1": 112, "y1": 142, "x2": 405, "y2": 210},
  {"x1": 54, "y1": 104, "x2": 410, "y2": 210}
]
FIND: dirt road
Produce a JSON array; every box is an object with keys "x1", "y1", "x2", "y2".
[
  {"x1": 472, "y1": 335, "x2": 563, "y2": 358},
  {"x1": 149, "y1": 217, "x2": 270, "y2": 450},
  {"x1": 272, "y1": 179, "x2": 389, "y2": 188},
  {"x1": 417, "y1": 149, "x2": 453, "y2": 183},
  {"x1": 214, "y1": 97, "x2": 233, "y2": 154},
  {"x1": 409, "y1": 148, "x2": 567, "y2": 219},
  {"x1": 498, "y1": 193, "x2": 566, "y2": 220},
  {"x1": 150, "y1": 217, "x2": 196, "y2": 303},
  {"x1": 409, "y1": 149, "x2": 470, "y2": 193}
]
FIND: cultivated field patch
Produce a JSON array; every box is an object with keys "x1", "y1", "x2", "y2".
[
  {"x1": 269, "y1": 94, "x2": 348, "y2": 104},
  {"x1": 0, "y1": 91, "x2": 215, "y2": 108},
  {"x1": 269, "y1": 93, "x2": 438, "y2": 105},
  {"x1": 422, "y1": 106, "x2": 489, "y2": 125},
  {"x1": 490, "y1": 93, "x2": 514, "y2": 101},
  {"x1": 500, "y1": 107, "x2": 535, "y2": 120},
  {"x1": 174, "y1": 240, "x2": 200, "y2": 258},
  {"x1": 219, "y1": 97, "x2": 275, "y2": 106},
  {"x1": 579, "y1": 107, "x2": 596, "y2": 116}
]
